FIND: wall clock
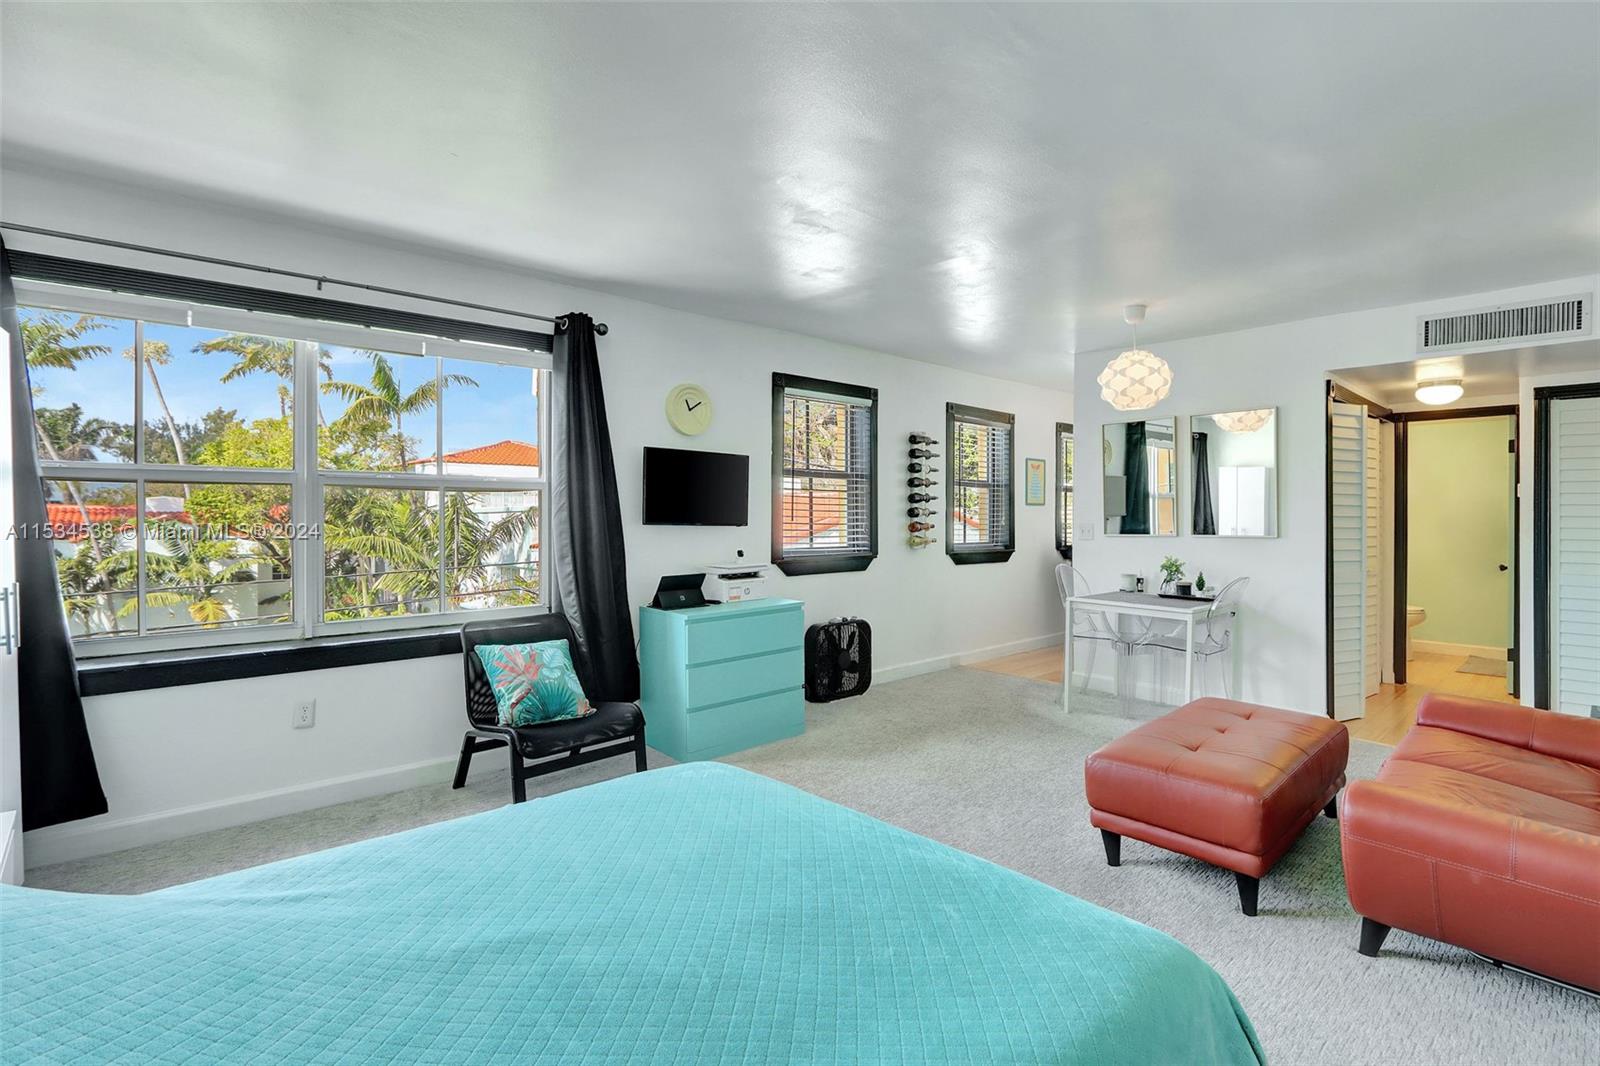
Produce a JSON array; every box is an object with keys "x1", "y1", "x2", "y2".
[{"x1": 666, "y1": 383, "x2": 713, "y2": 436}]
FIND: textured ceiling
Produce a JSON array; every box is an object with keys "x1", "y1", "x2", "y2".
[{"x1": 2, "y1": 2, "x2": 1596, "y2": 388}]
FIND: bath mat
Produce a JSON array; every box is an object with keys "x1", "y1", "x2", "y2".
[{"x1": 1457, "y1": 655, "x2": 1507, "y2": 676}]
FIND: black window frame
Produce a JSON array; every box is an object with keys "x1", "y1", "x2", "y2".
[
  {"x1": 770, "y1": 373, "x2": 878, "y2": 576},
  {"x1": 945, "y1": 402, "x2": 1016, "y2": 565},
  {"x1": 1055, "y1": 421, "x2": 1074, "y2": 559}
]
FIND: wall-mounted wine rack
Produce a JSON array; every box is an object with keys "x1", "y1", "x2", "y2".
[{"x1": 906, "y1": 432, "x2": 939, "y2": 549}]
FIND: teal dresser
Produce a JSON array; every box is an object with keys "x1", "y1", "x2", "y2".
[{"x1": 639, "y1": 599, "x2": 805, "y2": 761}]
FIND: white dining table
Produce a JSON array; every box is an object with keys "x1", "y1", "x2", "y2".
[{"x1": 1062, "y1": 591, "x2": 1222, "y2": 713}]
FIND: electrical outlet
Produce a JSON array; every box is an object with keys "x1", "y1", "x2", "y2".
[{"x1": 292, "y1": 699, "x2": 316, "y2": 729}]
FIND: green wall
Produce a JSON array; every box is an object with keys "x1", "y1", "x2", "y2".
[{"x1": 1407, "y1": 415, "x2": 1514, "y2": 649}]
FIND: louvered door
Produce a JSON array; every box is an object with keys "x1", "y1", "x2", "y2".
[
  {"x1": 1330, "y1": 401, "x2": 1368, "y2": 720},
  {"x1": 1550, "y1": 394, "x2": 1600, "y2": 717}
]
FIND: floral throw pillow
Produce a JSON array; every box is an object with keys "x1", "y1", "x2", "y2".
[{"x1": 474, "y1": 639, "x2": 594, "y2": 727}]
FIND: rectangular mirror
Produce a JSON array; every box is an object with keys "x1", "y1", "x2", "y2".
[
  {"x1": 1191, "y1": 408, "x2": 1278, "y2": 537},
  {"x1": 1102, "y1": 417, "x2": 1177, "y2": 536}
]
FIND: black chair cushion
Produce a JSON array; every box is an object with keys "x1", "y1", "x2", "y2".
[{"x1": 509, "y1": 701, "x2": 643, "y2": 759}]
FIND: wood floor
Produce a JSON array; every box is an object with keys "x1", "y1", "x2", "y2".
[
  {"x1": 965, "y1": 646, "x2": 1064, "y2": 684},
  {"x1": 965, "y1": 645, "x2": 1519, "y2": 747},
  {"x1": 1351, "y1": 649, "x2": 1519, "y2": 745}
]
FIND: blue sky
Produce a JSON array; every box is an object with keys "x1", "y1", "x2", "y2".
[{"x1": 22, "y1": 310, "x2": 538, "y2": 459}]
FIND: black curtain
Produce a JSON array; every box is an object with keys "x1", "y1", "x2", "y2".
[
  {"x1": 1192, "y1": 430, "x2": 1217, "y2": 535},
  {"x1": 2, "y1": 237, "x2": 109, "y2": 830},
  {"x1": 549, "y1": 312, "x2": 640, "y2": 703},
  {"x1": 1121, "y1": 420, "x2": 1150, "y2": 535}
]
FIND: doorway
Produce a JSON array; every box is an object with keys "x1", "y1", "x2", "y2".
[{"x1": 1325, "y1": 385, "x2": 1522, "y2": 743}]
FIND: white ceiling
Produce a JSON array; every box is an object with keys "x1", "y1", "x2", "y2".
[
  {"x1": 1331, "y1": 339, "x2": 1600, "y2": 408},
  {"x1": 2, "y1": 3, "x2": 1596, "y2": 388}
]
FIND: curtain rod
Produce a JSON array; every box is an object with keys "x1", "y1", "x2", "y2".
[{"x1": 0, "y1": 221, "x2": 608, "y2": 336}]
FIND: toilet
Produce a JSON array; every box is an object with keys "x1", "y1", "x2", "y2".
[{"x1": 1405, "y1": 605, "x2": 1426, "y2": 660}]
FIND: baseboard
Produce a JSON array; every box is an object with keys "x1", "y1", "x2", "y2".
[
  {"x1": 22, "y1": 756, "x2": 458, "y2": 870},
  {"x1": 873, "y1": 632, "x2": 1065, "y2": 685},
  {"x1": 1412, "y1": 639, "x2": 1505, "y2": 661},
  {"x1": 27, "y1": 632, "x2": 1067, "y2": 868}
]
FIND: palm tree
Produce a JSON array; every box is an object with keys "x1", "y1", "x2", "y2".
[
  {"x1": 321, "y1": 353, "x2": 476, "y2": 468},
  {"x1": 122, "y1": 340, "x2": 189, "y2": 472},
  {"x1": 21, "y1": 311, "x2": 114, "y2": 560},
  {"x1": 196, "y1": 334, "x2": 332, "y2": 422},
  {"x1": 110, "y1": 524, "x2": 267, "y2": 628}
]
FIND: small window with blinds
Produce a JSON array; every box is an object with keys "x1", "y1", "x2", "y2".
[
  {"x1": 946, "y1": 402, "x2": 1016, "y2": 565},
  {"x1": 771, "y1": 374, "x2": 878, "y2": 576},
  {"x1": 1055, "y1": 422, "x2": 1074, "y2": 558}
]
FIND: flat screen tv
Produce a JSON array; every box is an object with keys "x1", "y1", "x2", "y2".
[{"x1": 642, "y1": 447, "x2": 749, "y2": 526}]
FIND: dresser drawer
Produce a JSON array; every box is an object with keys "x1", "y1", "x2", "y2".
[
  {"x1": 686, "y1": 688, "x2": 804, "y2": 760},
  {"x1": 685, "y1": 606, "x2": 801, "y2": 665},
  {"x1": 685, "y1": 648, "x2": 801, "y2": 709}
]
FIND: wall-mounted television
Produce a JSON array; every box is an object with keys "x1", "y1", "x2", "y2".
[{"x1": 643, "y1": 446, "x2": 749, "y2": 526}]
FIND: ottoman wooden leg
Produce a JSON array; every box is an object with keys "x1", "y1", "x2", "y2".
[
  {"x1": 1234, "y1": 872, "x2": 1259, "y2": 916},
  {"x1": 1324, "y1": 796, "x2": 1338, "y2": 819},
  {"x1": 1358, "y1": 917, "x2": 1391, "y2": 957},
  {"x1": 1100, "y1": 829, "x2": 1122, "y2": 867}
]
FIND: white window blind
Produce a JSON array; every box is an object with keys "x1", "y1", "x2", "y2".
[
  {"x1": 778, "y1": 386, "x2": 874, "y2": 556},
  {"x1": 1056, "y1": 422, "x2": 1074, "y2": 554},
  {"x1": 1551, "y1": 394, "x2": 1600, "y2": 717},
  {"x1": 1364, "y1": 414, "x2": 1382, "y2": 698},
  {"x1": 950, "y1": 406, "x2": 1014, "y2": 550}
]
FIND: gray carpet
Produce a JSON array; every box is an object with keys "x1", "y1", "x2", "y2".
[{"x1": 28, "y1": 669, "x2": 1598, "y2": 1065}]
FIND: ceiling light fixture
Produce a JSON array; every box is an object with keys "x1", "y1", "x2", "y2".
[
  {"x1": 1097, "y1": 304, "x2": 1172, "y2": 412},
  {"x1": 1211, "y1": 409, "x2": 1274, "y2": 433},
  {"x1": 1414, "y1": 378, "x2": 1464, "y2": 406}
]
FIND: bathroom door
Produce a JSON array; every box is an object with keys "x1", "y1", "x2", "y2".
[{"x1": 1505, "y1": 430, "x2": 1516, "y2": 695}]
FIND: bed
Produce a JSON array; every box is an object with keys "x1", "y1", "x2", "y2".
[{"x1": 2, "y1": 763, "x2": 1264, "y2": 1064}]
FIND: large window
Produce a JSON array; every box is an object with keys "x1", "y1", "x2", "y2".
[
  {"x1": 1055, "y1": 421, "x2": 1074, "y2": 558},
  {"x1": 20, "y1": 289, "x2": 547, "y2": 655},
  {"x1": 771, "y1": 374, "x2": 877, "y2": 575},
  {"x1": 946, "y1": 403, "x2": 1015, "y2": 565}
]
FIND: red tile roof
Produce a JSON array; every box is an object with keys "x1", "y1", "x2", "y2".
[{"x1": 410, "y1": 440, "x2": 540, "y2": 468}]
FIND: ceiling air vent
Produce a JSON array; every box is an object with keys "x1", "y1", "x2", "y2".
[{"x1": 1417, "y1": 294, "x2": 1591, "y2": 353}]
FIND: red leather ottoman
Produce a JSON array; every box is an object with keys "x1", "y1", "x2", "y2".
[{"x1": 1085, "y1": 698, "x2": 1349, "y2": 915}]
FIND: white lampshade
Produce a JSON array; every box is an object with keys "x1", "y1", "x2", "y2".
[
  {"x1": 1211, "y1": 408, "x2": 1273, "y2": 433},
  {"x1": 1414, "y1": 379, "x2": 1464, "y2": 405},
  {"x1": 1097, "y1": 348, "x2": 1173, "y2": 411}
]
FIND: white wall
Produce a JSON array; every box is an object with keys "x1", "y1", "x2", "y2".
[
  {"x1": 4, "y1": 164, "x2": 1073, "y2": 866},
  {"x1": 1072, "y1": 274, "x2": 1598, "y2": 714}
]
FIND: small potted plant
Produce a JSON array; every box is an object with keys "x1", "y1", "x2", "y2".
[
  {"x1": 1195, "y1": 571, "x2": 1208, "y2": 597},
  {"x1": 1159, "y1": 555, "x2": 1186, "y2": 595}
]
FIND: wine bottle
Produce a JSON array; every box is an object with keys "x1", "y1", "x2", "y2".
[
  {"x1": 908, "y1": 534, "x2": 938, "y2": 548},
  {"x1": 907, "y1": 521, "x2": 934, "y2": 533},
  {"x1": 908, "y1": 448, "x2": 936, "y2": 459},
  {"x1": 906, "y1": 477, "x2": 936, "y2": 488},
  {"x1": 908, "y1": 492, "x2": 935, "y2": 504},
  {"x1": 907, "y1": 462, "x2": 939, "y2": 474},
  {"x1": 908, "y1": 433, "x2": 939, "y2": 445},
  {"x1": 906, "y1": 507, "x2": 935, "y2": 518}
]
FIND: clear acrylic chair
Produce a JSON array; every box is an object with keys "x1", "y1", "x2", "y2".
[
  {"x1": 1056, "y1": 563, "x2": 1139, "y2": 702},
  {"x1": 1136, "y1": 577, "x2": 1249, "y2": 699}
]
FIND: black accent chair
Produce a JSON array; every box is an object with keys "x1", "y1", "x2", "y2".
[{"x1": 454, "y1": 615, "x2": 646, "y2": 803}]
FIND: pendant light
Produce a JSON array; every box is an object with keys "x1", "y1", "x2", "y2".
[
  {"x1": 1211, "y1": 409, "x2": 1274, "y2": 433},
  {"x1": 1097, "y1": 304, "x2": 1172, "y2": 411}
]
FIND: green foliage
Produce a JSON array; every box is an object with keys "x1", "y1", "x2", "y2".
[
  {"x1": 22, "y1": 309, "x2": 525, "y2": 639},
  {"x1": 1159, "y1": 556, "x2": 1185, "y2": 584}
]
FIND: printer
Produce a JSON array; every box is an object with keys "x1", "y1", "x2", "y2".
[{"x1": 704, "y1": 561, "x2": 769, "y2": 603}]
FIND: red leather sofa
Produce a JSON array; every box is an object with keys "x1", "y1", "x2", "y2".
[{"x1": 1341, "y1": 693, "x2": 1600, "y2": 991}]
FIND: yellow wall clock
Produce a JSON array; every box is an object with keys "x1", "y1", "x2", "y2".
[{"x1": 666, "y1": 383, "x2": 713, "y2": 435}]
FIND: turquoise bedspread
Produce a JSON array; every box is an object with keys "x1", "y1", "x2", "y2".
[{"x1": 2, "y1": 764, "x2": 1263, "y2": 1064}]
